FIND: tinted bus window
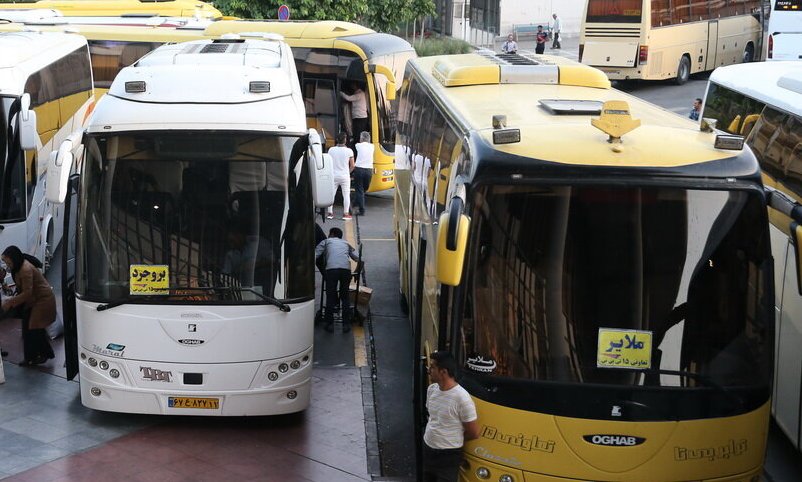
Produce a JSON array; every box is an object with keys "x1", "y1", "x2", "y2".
[
  {"x1": 586, "y1": 0, "x2": 643, "y2": 23},
  {"x1": 89, "y1": 41, "x2": 161, "y2": 88},
  {"x1": 652, "y1": 0, "x2": 672, "y2": 26}
]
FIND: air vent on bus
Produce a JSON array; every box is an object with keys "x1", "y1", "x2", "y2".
[
  {"x1": 584, "y1": 27, "x2": 641, "y2": 38},
  {"x1": 200, "y1": 43, "x2": 230, "y2": 53},
  {"x1": 496, "y1": 53, "x2": 539, "y2": 65}
]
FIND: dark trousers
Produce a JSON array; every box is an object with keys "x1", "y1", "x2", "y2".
[
  {"x1": 353, "y1": 167, "x2": 373, "y2": 213},
  {"x1": 422, "y1": 443, "x2": 463, "y2": 482},
  {"x1": 22, "y1": 317, "x2": 54, "y2": 362},
  {"x1": 352, "y1": 117, "x2": 369, "y2": 144},
  {"x1": 552, "y1": 32, "x2": 561, "y2": 48},
  {"x1": 324, "y1": 268, "x2": 351, "y2": 326},
  {"x1": 536, "y1": 43, "x2": 545, "y2": 54}
]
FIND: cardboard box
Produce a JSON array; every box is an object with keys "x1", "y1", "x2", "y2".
[{"x1": 349, "y1": 282, "x2": 372, "y2": 312}]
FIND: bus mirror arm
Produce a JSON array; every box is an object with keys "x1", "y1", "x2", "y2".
[
  {"x1": 367, "y1": 64, "x2": 397, "y2": 101},
  {"x1": 766, "y1": 187, "x2": 802, "y2": 295},
  {"x1": 17, "y1": 93, "x2": 39, "y2": 151},
  {"x1": 46, "y1": 138, "x2": 78, "y2": 205}
]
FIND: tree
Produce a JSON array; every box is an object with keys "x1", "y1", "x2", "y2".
[
  {"x1": 213, "y1": 0, "x2": 434, "y2": 33},
  {"x1": 214, "y1": 0, "x2": 368, "y2": 23}
]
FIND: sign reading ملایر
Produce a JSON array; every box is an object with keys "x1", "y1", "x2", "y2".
[
  {"x1": 597, "y1": 328, "x2": 653, "y2": 369},
  {"x1": 129, "y1": 264, "x2": 169, "y2": 295}
]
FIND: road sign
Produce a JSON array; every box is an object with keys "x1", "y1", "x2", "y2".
[{"x1": 278, "y1": 5, "x2": 290, "y2": 21}]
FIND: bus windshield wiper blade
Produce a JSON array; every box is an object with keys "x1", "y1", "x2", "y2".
[
  {"x1": 96, "y1": 287, "x2": 232, "y2": 311},
  {"x1": 237, "y1": 288, "x2": 291, "y2": 312}
]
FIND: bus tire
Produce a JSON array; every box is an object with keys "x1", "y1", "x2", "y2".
[
  {"x1": 674, "y1": 56, "x2": 690, "y2": 85},
  {"x1": 743, "y1": 43, "x2": 754, "y2": 63}
]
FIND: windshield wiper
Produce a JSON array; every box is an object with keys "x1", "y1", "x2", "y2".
[
  {"x1": 237, "y1": 287, "x2": 291, "y2": 312},
  {"x1": 96, "y1": 286, "x2": 233, "y2": 311}
]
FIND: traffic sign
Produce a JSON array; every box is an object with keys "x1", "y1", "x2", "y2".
[{"x1": 278, "y1": 5, "x2": 290, "y2": 21}]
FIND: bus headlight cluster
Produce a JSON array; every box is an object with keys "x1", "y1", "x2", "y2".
[
  {"x1": 267, "y1": 357, "x2": 307, "y2": 383},
  {"x1": 475, "y1": 467, "x2": 490, "y2": 479},
  {"x1": 498, "y1": 475, "x2": 514, "y2": 482}
]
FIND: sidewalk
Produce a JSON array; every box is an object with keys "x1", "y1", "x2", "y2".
[{"x1": 491, "y1": 34, "x2": 580, "y2": 62}]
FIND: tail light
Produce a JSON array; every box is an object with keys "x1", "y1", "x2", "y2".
[
  {"x1": 579, "y1": 43, "x2": 584, "y2": 63},
  {"x1": 768, "y1": 34, "x2": 773, "y2": 59},
  {"x1": 638, "y1": 45, "x2": 649, "y2": 65}
]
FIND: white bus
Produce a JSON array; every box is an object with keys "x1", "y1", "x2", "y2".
[
  {"x1": 46, "y1": 37, "x2": 335, "y2": 415},
  {"x1": 0, "y1": 31, "x2": 93, "y2": 268},
  {"x1": 701, "y1": 61, "x2": 802, "y2": 450},
  {"x1": 579, "y1": 0, "x2": 763, "y2": 84},
  {"x1": 768, "y1": 0, "x2": 802, "y2": 60}
]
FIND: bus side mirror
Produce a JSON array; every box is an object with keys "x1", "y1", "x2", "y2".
[
  {"x1": 307, "y1": 128, "x2": 334, "y2": 208},
  {"x1": 46, "y1": 139, "x2": 75, "y2": 204},
  {"x1": 18, "y1": 93, "x2": 39, "y2": 151},
  {"x1": 368, "y1": 64, "x2": 397, "y2": 101},
  {"x1": 436, "y1": 198, "x2": 469, "y2": 286}
]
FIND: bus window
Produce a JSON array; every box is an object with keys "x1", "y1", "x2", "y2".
[
  {"x1": 89, "y1": 41, "x2": 161, "y2": 89},
  {"x1": 702, "y1": 83, "x2": 766, "y2": 135},
  {"x1": 652, "y1": 0, "x2": 672, "y2": 26},
  {"x1": 586, "y1": 0, "x2": 643, "y2": 23},
  {"x1": 302, "y1": 78, "x2": 338, "y2": 148},
  {"x1": 434, "y1": 127, "x2": 459, "y2": 217}
]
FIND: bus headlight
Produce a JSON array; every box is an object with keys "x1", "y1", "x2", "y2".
[
  {"x1": 499, "y1": 475, "x2": 514, "y2": 482},
  {"x1": 88, "y1": 358, "x2": 98, "y2": 367},
  {"x1": 267, "y1": 371, "x2": 279, "y2": 381},
  {"x1": 99, "y1": 361, "x2": 109, "y2": 370},
  {"x1": 109, "y1": 369, "x2": 120, "y2": 378},
  {"x1": 382, "y1": 169, "x2": 393, "y2": 176},
  {"x1": 475, "y1": 467, "x2": 490, "y2": 479},
  {"x1": 278, "y1": 363, "x2": 289, "y2": 373},
  {"x1": 90, "y1": 387, "x2": 101, "y2": 396},
  {"x1": 290, "y1": 360, "x2": 300, "y2": 370},
  {"x1": 287, "y1": 390, "x2": 297, "y2": 399}
]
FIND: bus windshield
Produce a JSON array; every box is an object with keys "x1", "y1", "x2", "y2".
[
  {"x1": 78, "y1": 132, "x2": 315, "y2": 304},
  {"x1": 0, "y1": 96, "x2": 26, "y2": 224},
  {"x1": 461, "y1": 185, "x2": 771, "y2": 391},
  {"x1": 586, "y1": 0, "x2": 643, "y2": 23}
]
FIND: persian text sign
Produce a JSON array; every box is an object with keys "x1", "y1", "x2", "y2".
[
  {"x1": 597, "y1": 328, "x2": 652, "y2": 369},
  {"x1": 130, "y1": 265, "x2": 169, "y2": 295}
]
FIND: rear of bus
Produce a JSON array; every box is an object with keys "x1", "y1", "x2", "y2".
[
  {"x1": 581, "y1": 0, "x2": 761, "y2": 83},
  {"x1": 768, "y1": 0, "x2": 802, "y2": 60}
]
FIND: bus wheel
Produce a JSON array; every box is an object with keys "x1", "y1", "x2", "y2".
[
  {"x1": 743, "y1": 43, "x2": 754, "y2": 63},
  {"x1": 674, "y1": 56, "x2": 690, "y2": 85}
]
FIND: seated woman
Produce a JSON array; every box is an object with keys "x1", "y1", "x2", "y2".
[{"x1": 1, "y1": 246, "x2": 56, "y2": 366}]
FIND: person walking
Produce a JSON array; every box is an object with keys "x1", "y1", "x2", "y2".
[
  {"x1": 1, "y1": 246, "x2": 56, "y2": 366},
  {"x1": 353, "y1": 131, "x2": 374, "y2": 216},
  {"x1": 315, "y1": 227, "x2": 359, "y2": 333},
  {"x1": 689, "y1": 98, "x2": 702, "y2": 121},
  {"x1": 501, "y1": 33, "x2": 518, "y2": 54},
  {"x1": 423, "y1": 350, "x2": 479, "y2": 482},
  {"x1": 340, "y1": 82, "x2": 368, "y2": 147},
  {"x1": 551, "y1": 13, "x2": 562, "y2": 49},
  {"x1": 327, "y1": 132, "x2": 355, "y2": 220},
  {"x1": 535, "y1": 25, "x2": 547, "y2": 54}
]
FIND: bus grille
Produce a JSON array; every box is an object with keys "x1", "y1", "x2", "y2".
[{"x1": 584, "y1": 27, "x2": 641, "y2": 38}]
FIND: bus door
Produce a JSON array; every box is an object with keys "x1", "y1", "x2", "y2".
[
  {"x1": 706, "y1": 20, "x2": 719, "y2": 70},
  {"x1": 302, "y1": 78, "x2": 339, "y2": 150},
  {"x1": 62, "y1": 174, "x2": 79, "y2": 380}
]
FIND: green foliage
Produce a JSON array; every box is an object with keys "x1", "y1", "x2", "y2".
[
  {"x1": 414, "y1": 37, "x2": 472, "y2": 57},
  {"x1": 214, "y1": 0, "x2": 365, "y2": 22},
  {"x1": 213, "y1": 0, "x2": 434, "y2": 32}
]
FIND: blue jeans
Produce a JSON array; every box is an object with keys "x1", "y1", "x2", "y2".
[{"x1": 353, "y1": 167, "x2": 373, "y2": 213}]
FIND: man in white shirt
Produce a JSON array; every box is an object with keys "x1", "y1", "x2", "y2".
[
  {"x1": 353, "y1": 131, "x2": 375, "y2": 216},
  {"x1": 340, "y1": 82, "x2": 368, "y2": 147},
  {"x1": 327, "y1": 132, "x2": 355, "y2": 220},
  {"x1": 423, "y1": 351, "x2": 479, "y2": 482},
  {"x1": 551, "y1": 13, "x2": 562, "y2": 49},
  {"x1": 501, "y1": 34, "x2": 518, "y2": 54}
]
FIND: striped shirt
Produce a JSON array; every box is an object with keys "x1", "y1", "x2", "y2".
[{"x1": 424, "y1": 383, "x2": 477, "y2": 449}]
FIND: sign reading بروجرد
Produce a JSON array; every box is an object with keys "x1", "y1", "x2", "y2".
[
  {"x1": 129, "y1": 264, "x2": 169, "y2": 295},
  {"x1": 597, "y1": 328, "x2": 653, "y2": 369}
]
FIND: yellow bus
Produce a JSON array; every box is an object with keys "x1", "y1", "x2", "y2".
[
  {"x1": 395, "y1": 51, "x2": 775, "y2": 481},
  {"x1": 0, "y1": 19, "x2": 414, "y2": 192},
  {"x1": 0, "y1": 0, "x2": 222, "y2": 19},
  {"x1": 579, "y1": 0, "x2": 762, "y2": 84}
]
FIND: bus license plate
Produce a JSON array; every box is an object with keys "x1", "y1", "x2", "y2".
[{"x1": 168, "y1": 397, "x2": 219, "y2": 409}]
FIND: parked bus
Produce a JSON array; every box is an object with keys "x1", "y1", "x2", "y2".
[
  {"x1": 701, "y1": 61, "x2": 802, "y2": 451},
  {"x1": 0, "y1": 19, "x2": 414, "y2": 192},
  {"x1": 0, "y1": 31, "x2": 93, "y2": 269},
  {"x1": 395, "y1": 51, "x2": 775, "y2": 481},
  {"x1": 0, "y1": 0, "x2": 221, "y2": 19},
  {"x1": 45, "y1": 37, "x2": 334, "y2": 415},
  {"x1": 579, "y1": 0, "x2": 762, "y2": 84},
  {"x1": 767, "y1": 0, "x2": 802, "y2": 60}
]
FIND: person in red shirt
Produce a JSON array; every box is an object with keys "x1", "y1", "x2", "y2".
[{"x1": 535, "y1": 25, "x2": 547, "y2": 54}]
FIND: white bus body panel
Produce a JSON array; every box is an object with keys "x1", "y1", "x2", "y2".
[
  {"x1": 582, "y1": 40, "x2": 639, "y2": 68},
  {"x1": 768, "y1": 0, "x2": 802, "y2": 60},
  {"x1": 76, "y1": 300, "x2": 314, "y2": 415}
]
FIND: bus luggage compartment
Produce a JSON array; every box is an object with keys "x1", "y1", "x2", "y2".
[{"x1": 582, "y1": 40, "x2": 639, "y2": 67}]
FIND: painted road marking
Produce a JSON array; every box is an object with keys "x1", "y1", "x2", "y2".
[{"x1": 345, "y1": 217, "x2": 367, "y2": 367}]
